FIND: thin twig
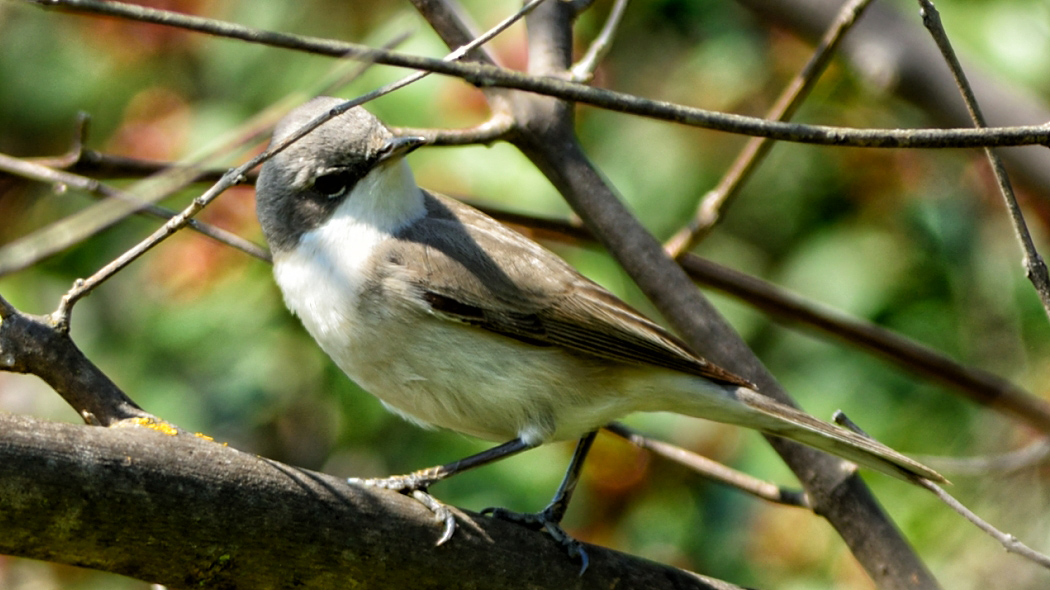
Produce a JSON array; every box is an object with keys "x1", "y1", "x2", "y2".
[
  {"x1": 664, "y1": 0, "x2": 875, "y2": 258},
  {"x1": 0, "y1": 100, "x2": 276, "y2": 279},
  {"x1": 0, "y1": 152, "x2": 270, "y2": 263},
  {"x1": 916, "y1": 0, "x2": 1050, "y2": 324},
  {"x1": 29, "y1": 148, "x2": 197, "y2": 180},
  {"x1": 392, "y1": 111, "x2": 514, "y2": 146},
  {"x1": 916, "y1": 438, "x2": 1050, "y2": 476},
  {"x1": 836, "y1": 412, "x2": 1050, "y2": 570},
  {"x1": 569, "y1": 0, "x2": 629, "y2": 83},
  {"x1": 0, "y1": 162, "x2": 206, "y2": 281},
  {"x1": 51, "y1": 169, "x2": 241, "y2": 327},
  {"x1": 24, "y1": 0, "x2": 1050, "y2": 149},
  {"x1": 921, "y1": 479, "x2": 1050, "y2": 570},
  {"x1": 604, "y1": 423, "x2": 811, "y2": 509}
]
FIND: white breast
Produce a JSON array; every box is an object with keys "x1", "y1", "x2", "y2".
[{"x1": 273, "y1": 213, "x2": 385, "y2": 348}]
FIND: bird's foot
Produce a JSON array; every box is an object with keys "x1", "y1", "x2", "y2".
[
  {"x1": 348, "y1": 470, "x2": 456, "y2": 545},
  {"x1": 482, "y1": 506, "x2": 589, "y2": 575}
]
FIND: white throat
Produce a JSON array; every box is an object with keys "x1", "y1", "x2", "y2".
[{"x1": 339, "y1": 159, "x2": 426, "y2": 234}]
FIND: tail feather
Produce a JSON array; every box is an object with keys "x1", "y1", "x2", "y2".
[{"x1": 719, "y1": 387, "x2": 945, "y2": 483}]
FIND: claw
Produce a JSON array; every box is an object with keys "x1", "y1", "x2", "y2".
[
  {"x1": 348, "y1": 474, "x2": 458, "y2": 545},
  {"x1": 411, "y1": 489, "x2": 457, "y2": 545},
  {"x1": 483, "y1": 506, "x2": 590, "y2": 575}
]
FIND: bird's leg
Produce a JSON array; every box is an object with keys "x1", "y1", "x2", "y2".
[
  {"x1": 348, "y1": 437, "x2": 535, "y2": 544},
  {"x1": 483, "y1": 431, "x2": 598, "y2": 575}
]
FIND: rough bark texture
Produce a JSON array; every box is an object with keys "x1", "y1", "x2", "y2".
[{"x1": 0, "y1": 413, "x2": 745, "y2": 590}]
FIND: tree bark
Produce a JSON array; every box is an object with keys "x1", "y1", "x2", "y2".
[{"x1": 0, "y1": 413, "x2": 747, "y2": 590}]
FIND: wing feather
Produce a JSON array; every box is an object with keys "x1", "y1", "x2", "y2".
[{"x1": 390, "y1": 192, "x2": 751, "y2": 388}]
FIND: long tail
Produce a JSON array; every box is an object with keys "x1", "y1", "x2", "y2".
[{"x1": 705, "y1": 386, "x2": 945, "y2": 483}]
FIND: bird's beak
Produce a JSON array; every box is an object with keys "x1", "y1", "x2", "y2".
[{"x1": 379, "y1": 135, "x2": 428, "y2": 164}]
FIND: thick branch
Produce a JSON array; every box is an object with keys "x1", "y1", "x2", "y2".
[
  {"x1": 0, "y1": 299, "x2": 150, "y2": 425},
  {"x1": 0, "y1": 413, "x2": 745, "y2": 590}
]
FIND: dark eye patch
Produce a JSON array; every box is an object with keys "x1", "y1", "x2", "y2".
[
  {"x1": 312, "y1": 170, "x2": 355, "y2": 198},
  {"x1": 310, "y1": 155, "x2": 381, "y2": 200}
]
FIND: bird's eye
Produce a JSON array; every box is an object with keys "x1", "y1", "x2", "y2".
[{"x1": 312, "y1": 172, "x2": 352, "y2": 199}]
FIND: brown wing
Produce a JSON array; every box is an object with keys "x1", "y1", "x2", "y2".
[{"x1": 387, "y1": 192, "x2": 751, "y2": 388}]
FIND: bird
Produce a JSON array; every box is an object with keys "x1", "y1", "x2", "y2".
[{"x1": 254, "y1": 96, "x2": 942, "y2": 570}]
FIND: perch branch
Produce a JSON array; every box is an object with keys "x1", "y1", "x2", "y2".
[{"x1": 0, "y1": 413, "x2": 747, "y2": 590}]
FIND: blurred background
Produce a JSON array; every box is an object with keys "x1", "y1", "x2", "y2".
[{"x1": 1, "y1": 0, "x2": 1049, "y2": 588}]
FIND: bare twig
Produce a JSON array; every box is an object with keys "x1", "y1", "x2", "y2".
[
  {"x1": 0, "y1": 161, "x2": 206, "y2": 282},
  {"x1": 604, "y1": 423, "x2": 811, "y2": 509},
  {"x1": 836, "y1": 412, "x2": 1050, "y2": 569},
  {"x1": 569, "y1": 0, "x2": 629, "y2": 83},
  {"x1": 0, "y1": 152, "x2": 270, "y2": 263},
  {"x1": 51, "y1": 168, "x2": 242, "y2": 327},
  {"x1": 921, "y1": 479, "x2": 1050, "y2": 570},
  {"x1": 916, "y1": 0, "x2": 1050, "y2": 324},
  {"x1": 835, "y1": 411, "x2": 1050, "y2": 570},
  {"x1": 916, "y1": 438, "x2": 1050, "y2": 476},
  {"x1": 392, "y1": 111, "x2": 515, "y2": 146},
  {"x1": 29, "y1": 148, "x2": 198, "y2": 180},
  {"x1": 664, "y1": 0, "x2": 874, "y2": 257},
  {"x1": 23, "y1": 0, "x2": 1050, "y2": 149}
]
